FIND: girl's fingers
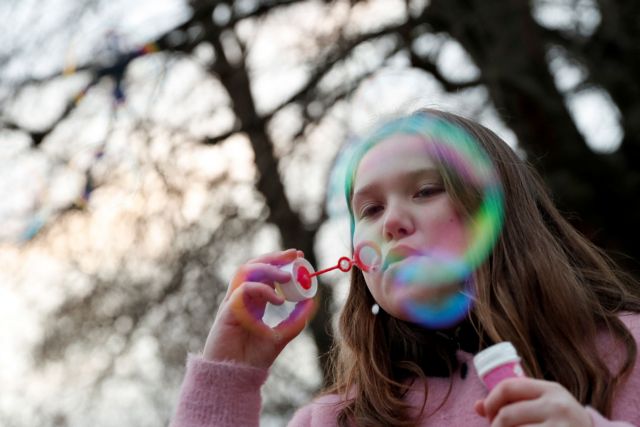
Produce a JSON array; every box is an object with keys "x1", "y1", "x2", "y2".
[
  {"x1": 483, "y1": 378, "x2": 546, "y2": 421},
  {"x1": 226, "y1": 282, "x2": 309, "y2": 343},
  {"x1": 273, "y1": 299, "x2": 315, "y2": 342},
  {"x1": 474, "y1": 399, "x2": 486, "y2": 417},
  {"x1": 224, "y1": 249, "x2": 304, "y2": 300},
  {"x1": 225, "y1": 263, "x2": 292, "y2": 301},
  {"x1": 240, "y1": 263, "x2": 292, "y2": 285},
  {"x1": 248, "y1": 248, "x2": 300, "y2": 266},
  {"x1": 480, "y1": 379, "x2": 591, "y2": 427},
  {"x1": 490, "y1": 399, "x2": 546, "y2": 427},
  {"x1": 225, "y1": 281, "x2": 285, "y2": 332},
  {"x1": 241, "y1": 281, "x2": 286, "y2": 306}
]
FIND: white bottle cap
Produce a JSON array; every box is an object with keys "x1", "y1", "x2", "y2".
[
  {"x1": 275, "y1": 258, "x2": 318, "y2": 301},
  {"x1": 473, "y1": 341, "x2": 521, "y2": 378}
]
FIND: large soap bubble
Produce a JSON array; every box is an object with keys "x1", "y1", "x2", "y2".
[{"x1": 330, "y1": 112, "x2": 504, "y2": 328}]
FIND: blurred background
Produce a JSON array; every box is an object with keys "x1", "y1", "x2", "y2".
[{"x1": 1, "y1": 0, "x2": 639, "y2": 425}]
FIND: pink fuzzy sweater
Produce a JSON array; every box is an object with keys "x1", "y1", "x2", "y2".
[{"x1": 171, "y1": 314, "x2": 640, "y2": 426}]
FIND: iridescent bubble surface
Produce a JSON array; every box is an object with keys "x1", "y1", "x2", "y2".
[{"x1": 329, "y1": 112, "x2": 505, "y2": 328}]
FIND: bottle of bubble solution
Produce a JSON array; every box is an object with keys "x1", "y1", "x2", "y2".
[
  {"x1": 262, "y1": 258, "x2": 318, "y2": 327},
  {"x1": 473, "y1": 342, "x2": 526, "y2": 391}
]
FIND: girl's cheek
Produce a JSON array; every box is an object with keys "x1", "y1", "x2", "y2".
[
  {"x1": 352, "y1": 226, "x2": 369, "y2": 249},
  {"x1": 353, "y1": 222, "x2": 381, "y2": 246},
  {"x1": 436, "y1": 216, "x2": 467, "y2": 251}
]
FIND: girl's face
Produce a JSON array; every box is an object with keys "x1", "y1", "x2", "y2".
[{"x1": 351, "y1": 134, "x2": 469, "y2": 321}]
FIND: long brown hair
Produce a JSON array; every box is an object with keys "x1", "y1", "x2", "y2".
[{"x1": 325, "y1": 109, "x2": 640, "y2": 427}]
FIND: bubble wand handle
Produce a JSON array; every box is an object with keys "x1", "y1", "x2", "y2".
[{"x1": 309, "y1": 257, "x2": 354, "y2": 278}]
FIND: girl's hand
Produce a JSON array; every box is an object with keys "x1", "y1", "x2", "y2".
[
  {"x1": 202, "y1": 249, "x2": 312, "y2": 369},
  {"x1": 474, "y1": 378, "x2": 593, "y2": 427}
]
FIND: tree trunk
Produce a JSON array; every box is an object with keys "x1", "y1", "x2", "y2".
[{"x1": 425, "y1": 0, "x2": 640, "y2": 272}]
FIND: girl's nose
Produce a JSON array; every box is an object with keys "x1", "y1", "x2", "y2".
[{"x1": 383, "y1": 202, "x2": 414, "y2": 241}]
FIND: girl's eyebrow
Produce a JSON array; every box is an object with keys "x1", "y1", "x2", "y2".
[{"x1": 351, "y1": 168, "x2": 440, "y2": 205}]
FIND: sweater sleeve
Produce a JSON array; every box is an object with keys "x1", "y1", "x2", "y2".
[
  {"x1": 587, "y1": 313, "x2": 640, "y2": 427},
  {"x1": 170, "y1": 354, "x2": 269, "y2": 427},
  {"x1": 587, "y1": 407, "x2": 637, "y2": 427},
  {"x1": 287, "y1": 404, "x2": 313, "y2": 426},
  {"x1": 286, "y1": 393, "x2": 343, "y2": 427}
]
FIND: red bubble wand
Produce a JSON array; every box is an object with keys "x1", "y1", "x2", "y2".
[{"x1": 297, "y1": 242, "x2": 382, "y2": 289}]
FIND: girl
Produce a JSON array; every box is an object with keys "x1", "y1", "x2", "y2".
[{"x1": 171, "y1": 110, "x2": 640, "y2": 426}]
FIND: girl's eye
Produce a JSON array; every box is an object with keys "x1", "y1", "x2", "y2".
[
  {"x1": 414, "y1": 186, "x2": 443, "y2": 199},
  {"x1": 359, "y1": 204, "x2": 383, "y2": 218}
]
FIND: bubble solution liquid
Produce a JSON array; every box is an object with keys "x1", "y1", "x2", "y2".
[{"x1": 472, "y1": 342, "x2": 525, "y2": 391}]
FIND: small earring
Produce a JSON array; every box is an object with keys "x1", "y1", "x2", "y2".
[{"x1": 371, "y1": 303, "x2": 380, "y2": 315}]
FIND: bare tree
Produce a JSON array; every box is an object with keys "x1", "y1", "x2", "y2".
[{"x1": 2, "y1": 0, "x2": 639, "y2": 425}]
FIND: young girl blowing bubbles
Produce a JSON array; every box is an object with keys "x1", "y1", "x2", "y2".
[{"x1": 171, "y1": 109, "x2": 640, "y2": 426}]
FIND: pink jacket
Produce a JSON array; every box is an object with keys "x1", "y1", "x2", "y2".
[{"x1": 171, "y1": 314, "x2": 640, "y2": 426}]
